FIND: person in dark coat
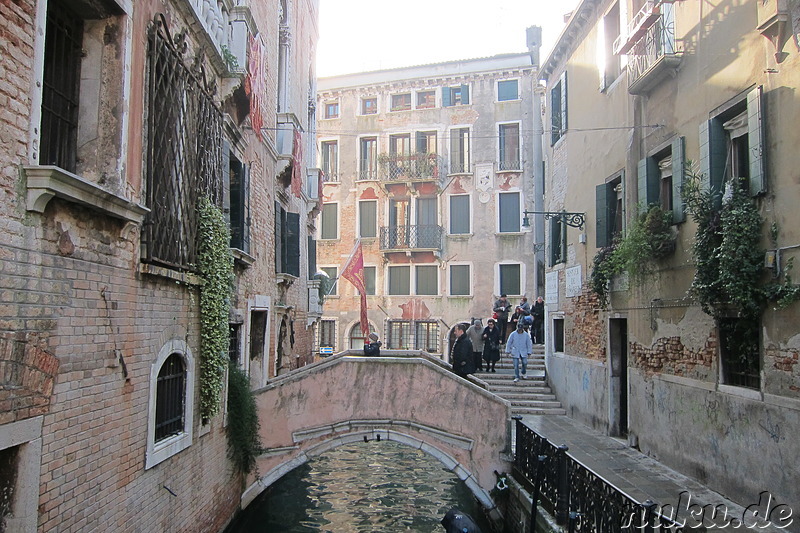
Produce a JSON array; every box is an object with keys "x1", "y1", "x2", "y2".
[
  {"x1": 451, "y1": 323, "x2": 475, "y2": 378},
  {"x1": 363, "y1": 332, "x2": 381, "y2": 356},
  {"x1": 532, "y1": 296, "x2": 545, "y2": 344},
  {"x1": 466, "y1": 319, "x2": 484, "y2": 371},
  {"x1": 481, "y1": 318, "x2": 501, "y2": 373},
  {"x1": 493, "y1": 294, "x2": 511, "y2": 343}
]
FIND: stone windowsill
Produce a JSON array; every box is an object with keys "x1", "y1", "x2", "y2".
[{"x1": 24, "y1": 165, "x2": 148, "y2": 224}]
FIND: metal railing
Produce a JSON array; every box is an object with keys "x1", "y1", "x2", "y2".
[
  {"x1": 627, "y1": 12, "x2": 679, "y2": 86},
  {"x1": 513, "y1": 418, "x2": 686, "y2": 532},
  {"x1": 379, "y1": 225, "x2": 443, "y2": 251},
  {"x1": 378, "y1": 153, "x2": 442, "y2": 181}
]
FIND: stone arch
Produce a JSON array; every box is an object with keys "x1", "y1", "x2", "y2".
[{"x1": 242, "y1": 427, "x2": 494, "y2": 512}]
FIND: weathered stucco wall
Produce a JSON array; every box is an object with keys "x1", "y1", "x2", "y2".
[{"x1": 546, "y1": 353, "x2": 608, "y2": 432}]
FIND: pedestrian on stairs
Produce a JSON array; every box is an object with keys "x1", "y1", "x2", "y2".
[
  {"x1": 466, "y1": 319, "x2": 484, "y2": 371},
  {"x1": 451, "y1": 323, "x2": 475, "y2": 378},
  {"x1": 506, "y1": 323, "x2": 532, "y2": 382},
  {"x1": 481, "y1": 319, "x2": 501, "y2": 373}
]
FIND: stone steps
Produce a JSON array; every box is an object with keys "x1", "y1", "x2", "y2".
[{"x1": 474, "y1": 354, "x2": 566, "y2": 416}]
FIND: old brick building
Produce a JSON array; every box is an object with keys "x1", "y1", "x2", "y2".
[
  {"x1": 0, "y1": 0, "x2": 319, "y2": 530},
  {"x1": 539, "y1": 0, "x2": 800, "y2": 511}
]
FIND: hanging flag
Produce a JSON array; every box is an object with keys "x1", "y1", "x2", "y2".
[
  {"x1": 245, "y1": 34, "x2": 267, "y2": 141},
  {"x1": 291, "y1": 128, "x2": 304, "y2": 197},
  {"x1": 341, "y1": 241, "x2": 369, "y2": 334}
]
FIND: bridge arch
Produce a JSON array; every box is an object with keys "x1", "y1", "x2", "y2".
[{"x1": 242, "y1": 351, "x2": 511, "y2": 518}]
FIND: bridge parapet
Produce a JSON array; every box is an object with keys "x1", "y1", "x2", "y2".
[{"x1": 244, "y1": 351, "x2": 512, "y2": 515}]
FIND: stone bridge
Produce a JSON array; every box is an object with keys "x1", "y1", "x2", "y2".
[{"x1": 241, "y1": 350, "x2": 513, "y2": 516}]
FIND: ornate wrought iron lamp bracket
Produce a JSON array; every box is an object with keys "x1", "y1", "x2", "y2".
[{"x1": 522, "y1": 210, "x2": 586, "y2": 230}]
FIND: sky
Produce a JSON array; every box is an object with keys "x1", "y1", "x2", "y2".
[{"x1": 316, "y1": 0, "x2": 582, "y2": 78}]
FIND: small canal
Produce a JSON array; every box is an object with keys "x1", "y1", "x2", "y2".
[{"x1": 224, "y1": 440, "x2": 492, "y2": 532}]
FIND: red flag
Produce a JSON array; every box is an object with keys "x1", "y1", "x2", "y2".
[
  {"x1": 291, "y1": 128, "x2": 304, "y2": 197},
  {"x1": 245, "y1": 34, "x2": 267, "y2": 141},
  {"x1": 341, "y1": 241, "x2": 369, "y2": 334}
]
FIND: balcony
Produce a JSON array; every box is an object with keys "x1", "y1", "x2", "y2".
[
  {"x1": 613, "y1": 0, "x2": 661, "y2": 55},
  {"x1": 377, "y1": 153, "x2": 442, "y2": 183},
  {"x1": 380, "y1": 225, "x2": 443, "y2": 252},
  {"x1": 627, "y1": 11, "x2": 682, "y2": 96}
]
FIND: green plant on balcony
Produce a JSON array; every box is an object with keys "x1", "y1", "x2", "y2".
[
  {"x1": 221, "y1": 44, "x2": 239, "y2": 71},
  {"x1": 590, "y1": 205, "x2": 675, "y2": 308}
]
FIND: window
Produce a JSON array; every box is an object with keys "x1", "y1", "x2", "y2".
[
  {"x1": 229, "y1": 324, "x2": 242, "y2": 364},
  {"x1": 349, "y1": 323, "x2": 369, "y2": 349},
  {"x1": 449, "y1": 195, "x2": 470, "y2": 234},
  {"x1": 599, "y1": 2, "x2": 622, "y2": 90},
  {"x1": 388, "y1": 265, "x2": 411, "y2": 295},
  {"x1": 228, "y1": 146, "x2": 250, "y2": 253},
  {"x1": 449, "y1": 264, "x2": 471, "y2": 296},
  {"x1": 416, "y1": 131, "x2": 437, "y2": 154},
  {"x1": 498, "y1": 191, "x2": 521, "y2": 233},
  {"x1": 719, "y1": 317, "x2": 760, "y2": 389},
  {"x1": 550, "y1": 71, "x2": 568, "y2": 145},
  {"x1": 550, "y1": 216, "x2": 567, "y2": 266},
  {"x1": 321, "y1": 267, "x2": 338, "y2": 295},
  {"x1": 249, "y1": 310, "x2": 268, "y2": 361},
  {"x1": 361, "y1": 97, "x2": 377, "y2": 115},
  {"x1": 275, "y1": 203, "x2": 300, "y2": 276},
  {"x1": 319, "y1": 319, "x2": 336, "y2": 350},
  {"x1": 359, "y1": 137, "x2": 377, "y2": 179},
  {"x1": 449, "y1": 127, "x2": 470, "y2": 173},
  {"x1": 442, "y1": 85, "x2": 470, "y2": 106},
  {"x1": 499, "y1": 263, "x2": 522, "y2": 296},
  {"x1": 499, "y1": 123, "x2": 521, "y2": 171},
  {"x1": 417, "y1": 90, "x2": 436, "y2": 109},
  {"x1": 364, "y1": 266, "x2": 376, "y2": 295},
  {"x1": 700, "y1": 86, "x2": 766, "y2": 206},
  {"x1": 638, "y1": 137, "x2": 686, "y2": 223},
  {"x1": 596, "y1": 175, "x2": 624, "y2": 248},
  {"x1": 324, "y1": 101, "x2": 339, "y2": 119},
  {"x1": 391, "y1": 93, "x2": 412, "y2": 111},
  {"x1": 415, "y1": 321, "x2": 440, "y2": 352},
  {"x1": 387, "y1": 320, "x2": 412, "y2": 349},
  {"x1": 320, "y1": 203, "x2": 338, "y2": 240},
  {"x1": 498, "y1": 79, "x2": 519, "y2": 101},
  {"x1": 553, "y1": 317, "x2": 565, "y2": 352},
  {"x1": 359, "y1": 200, "x2": 377, "y2": 238},
  {"x1": 321, "y1": 141, "x2": 339, "y2": 182},
  {"x1": 415, "y1": 265, "x2": 438, "y2": 295},
  {"x1": 146, "y1": 339, "x2": 195, "y2": 469}
]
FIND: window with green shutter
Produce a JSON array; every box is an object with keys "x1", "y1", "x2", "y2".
[
  {"x1": 637, "y1": 137, "x2": 686, "y2": 223},
  {"x1": 449, "y1": 195, "x2": 470, "y2": 234},
  {"x1": 499, "y1": 192, "x2": 521, "y2": 233},
  {"x1": 498, "y1": 79, "x2": 519, "y2": 101},
  {"x1": 359, "y1": 200, "x2": 377, "y2": 238},
  {"x1": 320, "y1": 203, "x2": 338, "y2": 240},
  {"x1": 415, "y1": 265, "x2": 438, "y2": 295},
  {"x1": 388, "y1": 266, "x2": 411, "y2": 295},
  {"x1": 499, "y1": 264, "x2": 521, "y2": 296},
  {"x1": 449, "y1": 265, "x2": 471, "y2": 296}
]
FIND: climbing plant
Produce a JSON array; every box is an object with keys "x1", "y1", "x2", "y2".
[
  {"x1": 226, "y1": 362, "x2": 263, "y2": 474},
  {"x1": 197, "y1": 195, "x2": 234, "y2": 419},
  {"x1": 590, "y1": 205, "x2": 675, "y2": 308}
]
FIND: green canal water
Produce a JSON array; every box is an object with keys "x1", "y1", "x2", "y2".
[{"x1": 224, "y1": 440, "x2": 492, "y2": 532}]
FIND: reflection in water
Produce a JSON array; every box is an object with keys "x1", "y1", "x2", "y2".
[{"x1": 225, "y1": 440, "x2": 491, "y2": 532}]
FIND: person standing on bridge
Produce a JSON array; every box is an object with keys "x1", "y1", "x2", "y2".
[
  {"x1": 363, "y1": 332, "x2": 381, "y2": 356},
  {"x1": 506, "y1": 323, "x2": 532, "y2": 382},
  {"x1": 451, "y1": 323, "x2": 475, "y2": 378},
  {"x1": 466, "y1": 319, "x2": 484, "y2": 372},
  {"x1": 481, "y1": 318, "x2": 501, "y2": 373}
]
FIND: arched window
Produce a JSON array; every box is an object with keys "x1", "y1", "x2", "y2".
[
  {"x1": 348, "y1": 323, "x2": 369, "y2": 349},
  {"x1": 146, "y1": 339, "x2": 195, "y2": 469}
]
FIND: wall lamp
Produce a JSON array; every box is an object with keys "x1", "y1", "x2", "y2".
[{"x1": 521, "y1": 210, "x2": 586, "y2": 231}]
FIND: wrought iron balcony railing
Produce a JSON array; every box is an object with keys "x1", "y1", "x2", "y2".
[
  {"x1": 627, "y1": 11, "x2": 682, "y2": 95},
  {"x1": 379, "y1": 225, "x2": 443, "y2": 251},
  {"x1": 378, "y1": 153, "x2": 442, "y2": 182},
  {"x1": 498, "y1": 159, "x2": 521, "y2": 171}
]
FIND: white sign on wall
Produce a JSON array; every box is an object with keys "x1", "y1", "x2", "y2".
[
  {"x1": 566, "y1": 265, "x2": 582, "y2": 298},
  {"x1": 545, "y1": 271, "x2": 559, "y2": 305}
]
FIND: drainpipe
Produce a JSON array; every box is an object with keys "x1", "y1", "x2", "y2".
[{"x1": 527, "y1": 26, "x2": 545, "y2": 300}]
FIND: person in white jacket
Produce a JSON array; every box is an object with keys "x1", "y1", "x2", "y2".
[{"x1": 505, "y1": 323, "x2": 532, "y2": 382}]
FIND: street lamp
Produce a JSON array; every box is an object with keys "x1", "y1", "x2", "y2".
[{"x1": 521, "y1": 210, "x2": 586, "y2": 231}]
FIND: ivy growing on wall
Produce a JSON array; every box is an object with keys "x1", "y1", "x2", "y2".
[
  {"x1": 226, "y1": 362, "x2": 263, "y2": 474},
  {"x1": 197, "y1": 196, "x2": 234, "y2": 419}
]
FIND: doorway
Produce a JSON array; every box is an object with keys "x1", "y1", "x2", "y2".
[{"x1": 609, "y1": 318, "x2": 628, "y2": 437}]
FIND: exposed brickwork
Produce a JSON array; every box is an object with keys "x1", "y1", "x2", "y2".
[
  {"x1": 631, "y1": 334, "x2": 716, "y2": 377},
  {"x1": 565, "y1": 287, "x2": 606, "y2": 360},
  {"x1": 0, "y1": 333, "x2": 59, "y2": 425}
]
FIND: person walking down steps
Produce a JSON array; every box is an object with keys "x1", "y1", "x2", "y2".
[
  {"x1": 505, "y1": 322, "x2": 532, "y2": 382},
  {"x1": 482, "y1": 318, "x2": 501, "y2": 373},
  {"x1": 466, "y1": 319, "x2": 484, "y2": 372}
]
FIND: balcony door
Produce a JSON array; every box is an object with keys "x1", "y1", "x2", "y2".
[
  {"x1": 389, "y1": 198, "x2": 410, "y2": 248},
  {"x1": 415, "y1": 197, "x2": 437, "y2": 248}
]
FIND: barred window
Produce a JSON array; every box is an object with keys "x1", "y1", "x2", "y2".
[
  {"x1": 415, "y1": 321, "x2": 440, "y2": 352},
  {"x1": 155, "y1": 353, "x2": 186, "y2": 442}
]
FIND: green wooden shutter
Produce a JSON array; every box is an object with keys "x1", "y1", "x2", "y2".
[
  {"x1": 275, "y1": 202, "x2": 283, "y2": 273},
  {"x1": 637, "y1": 157, "x2": 659, "y2": 212},
  {"x1": 560, "y1": 71, "x2": 568, "y2": 132},
  {"x1": 596, "y1": 183, "x2": 610, "y2": 248},
  {"x1": 286, "y1": 211, "x2": 300, "y2": 277},
  {"x1": 307, "y1": 236, "x2": 316, "y2": 279},
  {"x1": 671, "y1": 136, "x2": 686, "y2": 223},
  {"x1": 461, "y1": 84, "x2": 469, "y2": 105},
  {"x1": 699, "y1": 118, "x2": 726, "y2": 208},
  {"x1": 442, "y1": 88, "x2": 452, "y2": 107},
  {"x1": 747, "y1": 86, "x2": 766, "y2": 196}
]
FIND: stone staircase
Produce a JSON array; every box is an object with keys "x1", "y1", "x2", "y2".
[{"x1": 474, "y1": 346, "x2": 566, "y2": 416}]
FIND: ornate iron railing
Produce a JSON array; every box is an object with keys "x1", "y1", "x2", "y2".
[
  {"x1": 627, "y1": 10, "x2": 679, "y2": 86},
  {"x1": 144, "y1": 14, "x2": 223, "y2": 272},
  {"x1": 379, "y1": 225, "x2": 443, "y2": 251},
  {"x1": 378, "y1": 153, "x2": 442, "y2": 181},
  {"x1": 513, "y1": 418, "x2": 686, "y2": 532}
]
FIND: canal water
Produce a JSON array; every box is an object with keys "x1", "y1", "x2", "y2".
[{"x1": 224, "y1": 440, "x2": 492, "y2": 532}]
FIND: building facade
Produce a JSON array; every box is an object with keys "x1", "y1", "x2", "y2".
[
  {"x1": 539, "y1": 0, "x2": 799, "y2": 510},
  {"x1": 315, "y1": 54, "x2": 541, "y2": 358},
  {"x1": 0, "y1": 0, "x2": 319, "y2": 530}
]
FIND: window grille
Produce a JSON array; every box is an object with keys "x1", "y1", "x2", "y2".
[
  {"x1": 155, "y1": 353, "x2": 186, "y2": 442},
  {"x1": 40, "y1": 3, "x2": 83, "y2": 172},
  {"x1": 415, "y1": 321, "x2": 440, "y2": 352},
  {"x1": 144, "y1": 14, "x2": 223, "y2": 271}
]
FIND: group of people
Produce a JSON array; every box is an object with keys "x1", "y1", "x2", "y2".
[
  {"x1": 493, "y1": 294, "x2": 544, "y2": 345},
  {"x1": 451, "y1": 319, "x2": 501, "y2": 377}
]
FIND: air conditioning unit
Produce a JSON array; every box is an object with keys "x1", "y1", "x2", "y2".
[{"x1": 757, "y1": 0, "x2": 790, "y2": 62}]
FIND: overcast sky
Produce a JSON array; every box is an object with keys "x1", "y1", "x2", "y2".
[{"x1": 316, "y1": 0, "x2": 581, "y2": 77}]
